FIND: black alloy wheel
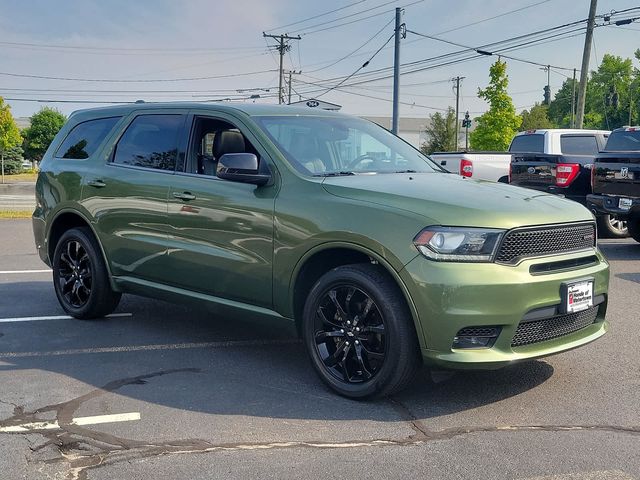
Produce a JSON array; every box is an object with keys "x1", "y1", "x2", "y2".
[
  {"x1": 57, "y1": 240, "x2": 92, "y2": 308},
  {"x1": 52, "y1": 227, "x2": 121, "y2": 319},
  {"x1": 314, "y1": 285, "x2": 387, "y2": 384},
  {"x1": 303, "y1": 264, "x2": 420, "y2": 399}
]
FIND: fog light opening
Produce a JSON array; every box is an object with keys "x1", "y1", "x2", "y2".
[{"x1": 452, "y1": 327, "x2": 501, "y2": 349}]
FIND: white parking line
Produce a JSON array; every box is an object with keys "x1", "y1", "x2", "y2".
[
  {"x1": 0, "y1": 339, "x2": 299, "y2": 358},
  {"x1": 0, "y1": 412, "x2": 141, "y2": 433},
  {"x1": 0, "y1": 269, "x2": 52, "y2": 274},
  {"x1": 0, "y1": 313, "x2": 133, "y2": 323}
]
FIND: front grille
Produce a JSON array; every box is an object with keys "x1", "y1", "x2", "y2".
[
  {"x1": 456, "y1": 326, "x2": 500, "y2": 337},
  {"x1": 511, "y1": 306, "x2": 599, "y2": 347},
  {"x1": 496, "y1": 223, "x2": 596, "y2": 264}
]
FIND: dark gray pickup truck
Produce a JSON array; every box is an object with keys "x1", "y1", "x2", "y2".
[{"x1": 587, "y1": 127, "x2": 640, "y2": 243}]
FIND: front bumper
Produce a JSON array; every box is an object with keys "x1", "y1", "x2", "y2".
[
  {"x1": 587, "y1": 193, "x2": 640, "y2": 219},
  {"x1": 400, "y1": 249, "x2": 609, "y2": 369}
]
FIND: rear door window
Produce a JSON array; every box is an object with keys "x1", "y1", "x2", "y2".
[
  {"x1": 560, "y1": 135, "x2": 599, "y2": 155},
  {"x1": 55, "y1": 117, "x2": 121, "y2": 159},
  {"x1": 509, "y1": 134, "x2": 544, "y2": 153},
  {"x1": 112, "y1": 114, "x2": 184, "y2": 171}
]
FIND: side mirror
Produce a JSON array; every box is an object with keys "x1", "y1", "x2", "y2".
[{"x1": 216, "y1": 153, "x2": 270, "y2": 186}]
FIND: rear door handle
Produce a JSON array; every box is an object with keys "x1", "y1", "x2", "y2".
[
  {"x1": 87, "y1": 179, "x2": 106, "y2": 188},
  {"x1": 172, "y1": 191, "x2": 196, "y2": 201}
]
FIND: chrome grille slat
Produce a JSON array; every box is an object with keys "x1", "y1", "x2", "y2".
[
  {"x1": 496, "y1": 223, "x2": 596, "y2": 264},
  {"x1": 511, "y1": 305, "x2": 599, "y2": 347}
]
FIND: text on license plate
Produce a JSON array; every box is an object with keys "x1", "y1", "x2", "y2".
[
  {"x1": 619, "y1": 198, "x2": 632, "y2": 210},
  {"x1": 565, "y1": 281, "x2": 593, "y2": 313}
]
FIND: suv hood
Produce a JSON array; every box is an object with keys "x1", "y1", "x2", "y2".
[{"x1": 322, "y1": 172, "x2": 593, "y2": 229}]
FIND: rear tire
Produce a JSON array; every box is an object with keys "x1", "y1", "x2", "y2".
[
  {"x1": 52, "y1": 227, "x2": 121, "y2": 319},
  {"x1": 302, "y1": 264, "x2": 421, "y2": 399},
  {"x1": 627, "y1": 218, "x2": 640, "y2": 243},
  {"x1": 596, "y1": 214, "x2": 628, "y2": 238}
]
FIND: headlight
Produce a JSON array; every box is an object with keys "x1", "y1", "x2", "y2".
[{"x1": 413, "y1": 226, "x2": 505, "y2": 262}]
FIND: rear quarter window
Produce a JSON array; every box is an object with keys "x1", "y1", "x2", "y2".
[
  {"x1": 509, "y1": 134, "x2": 544, "y2": 153},
  {"x1": 55, "y1": 117, "x2": 121, "y2": 159},
  {"x1": 560, "y1": 135, "x2": 599, "y2": 155}
]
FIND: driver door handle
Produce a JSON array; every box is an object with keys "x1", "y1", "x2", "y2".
[{"x1": 173, "y1": 191, "x2": 196, "y2": 201}]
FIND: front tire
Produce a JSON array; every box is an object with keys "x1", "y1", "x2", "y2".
[
  {"x1": 302, "y1": 264, "x2": 420, "y2": 399},
  {"x1": 596, "y1": 214, "x2": 628, "y2": 238},
  {"x1": 52, "y1": 227, "x2": 121, "y2": 319}
]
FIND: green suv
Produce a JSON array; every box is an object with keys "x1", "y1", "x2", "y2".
[{"x1": 33, "y1": 103, "x2": 609, "y2": 398}]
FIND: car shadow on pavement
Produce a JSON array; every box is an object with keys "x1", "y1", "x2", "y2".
[
  {"x1": 615, "y1": 272, "x2": 640, "y2": 284},
  {"x1": 599, "y1": 241, "x2": 640, "y2": 261},
  {"x1": 0, "y1": 284, "x2": 555, "y2": 422}
]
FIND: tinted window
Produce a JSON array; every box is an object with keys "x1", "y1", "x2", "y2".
[
  {"x1": 55, "y1": 117, "x2": 120, "y2": 159},
  {"x1": 560, "y1": 135, "x2": 599, "y2": 155},
  {"x1": 604, "y1": 130, "x2": 640, "y2": 151},
  {"x1": 113, "y1": 114, "x2": 183, "y2": 170},
  {"x1": 509, "y1": 134, "x2": 544, "y2": 153}
]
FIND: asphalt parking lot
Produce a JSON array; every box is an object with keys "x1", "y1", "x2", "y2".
[{"x1": 1, "y1": 218, "x2": 639, "y2": 480}]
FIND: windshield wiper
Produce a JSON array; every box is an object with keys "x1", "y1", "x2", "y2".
[
  {"x1": 314, "y1": 171, "x2": 356, "y2": 177},
  {"x1": 393, "y1": 169, "x2": 417, "y2": 173}
]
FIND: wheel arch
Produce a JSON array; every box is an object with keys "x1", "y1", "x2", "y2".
[
  {"x1": 288, "y1": 242, "x2": 425, "y2": 349},
  {"x1": 46, "y1": 209, "x2": 117, "y2": 290}
]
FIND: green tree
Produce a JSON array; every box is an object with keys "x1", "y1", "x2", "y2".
[
  {"x1": 520, "y1": 103, "x2": 555, "y2": 131},
  {"x1": 470, "y1": 59, "x2": 521, "y2": 150},
  {"x1": 548, "y1": 77, "x2": 578, "y2": 127},
  {"x1": 1, "y1": 145, "x2": 25, "y2": 174},
  {"x1": 586, "y1": 54, "x2": 634, "y2": 130},
  {"x1": 0, "y1": 97, "x2": 22, "y2": 182},
  {"x1": 22, "y1": 107, "x2": 67, "y2": 162},
  {"x1": 420, "y1": 107, "x2": 457, "y2": 154}
]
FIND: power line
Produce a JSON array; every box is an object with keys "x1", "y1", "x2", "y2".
[
  {"x1": 0, "y1": 40, "x2": 264, "y2": 54},
  {"x1": 435, "y1": 0, "x2": 554, "y2": 35},
  {"x1": 265, "y1": 0, "x2": 369, "y2": 32},
  {"x1": 315, "y1": 32, "x2": 396, "y2": 98},
  {"x1": 295, "y1": 0, "x2": 402, "y2": 34},
  {"x1": 300, "y1": 0, "x2": 425, "y2": 35},
  {"x1": 306, "y1": 17, "x2": 395, "y2": 73},
  {"x1": 0, "y1": 68, "x2": 278, "y2": 83}
]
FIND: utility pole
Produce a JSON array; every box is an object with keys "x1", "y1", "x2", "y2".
[
  {"x1": 576, "y1": 0, "x2": 597, "y2": 128},
  {"x1": 286, "y1": 70, "x2": 302, "y2": 104},
  {"x1": 571, "y1": 68, "x2": 577, "y2": 128},
  {"x1": 452, "y1": 76, "x2": 465, "y2": 150},
  {"x1": 392, "y1": 7, "x2": 405, "y2": 135},
  {"x1": 262, "y1": 33, "x2": 301, "y2": 104}
]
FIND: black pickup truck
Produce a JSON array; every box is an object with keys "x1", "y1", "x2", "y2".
[
  {"x1": 508, "y1": 130, "x2": 628, "y2": 237},
  {"x1": 587, "y1": 127, "x2": 640, "y2": 243}
]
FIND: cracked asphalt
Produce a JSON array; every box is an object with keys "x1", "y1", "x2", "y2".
[{"x1": 1, "y1": 219, "x2": 639, "y2": 480}]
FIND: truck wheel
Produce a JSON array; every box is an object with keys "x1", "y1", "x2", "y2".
[
  {"x1": 627, "y1": 218, "x2": 640, "y2": 243},
  {"x1": 597, "y1": 214, "x2": 628, "y2": 238},
  {"x1": 52, "y1": 227, "x2": 121, "y2": 319},
  {"x1": 302, "y1": 264, "x2": 421, "y2": 399}
]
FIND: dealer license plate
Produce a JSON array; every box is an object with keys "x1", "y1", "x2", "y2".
[
  {"x1": 564, "y1": 281, "x2": 593, "y2": 313},
  {"x1": 618, "y1": 198, "x2": 632, "y2": 210}
]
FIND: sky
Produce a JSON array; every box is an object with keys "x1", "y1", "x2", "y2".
[{"x1": 0, "y1": 0, "x2": 639, "y2": 121}]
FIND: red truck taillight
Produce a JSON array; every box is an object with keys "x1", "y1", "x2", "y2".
[
  {"x1": 460, "y1": 158, "x2": 473, "y2": 178},
  {"x1": 555, "y1": 163, "x2": 580, "y2": 186}
]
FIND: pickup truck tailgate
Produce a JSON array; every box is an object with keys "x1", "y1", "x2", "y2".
[
  {"x1": 510, "y1": 153, "x2": 559, "y2": 189},
  {"x1": 593, "y1": 154, "x2": 640, "y2": 197}
]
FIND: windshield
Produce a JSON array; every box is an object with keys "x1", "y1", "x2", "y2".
[{"x1": 254, "y1": 115, "x2": 442, "y2": 176}]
